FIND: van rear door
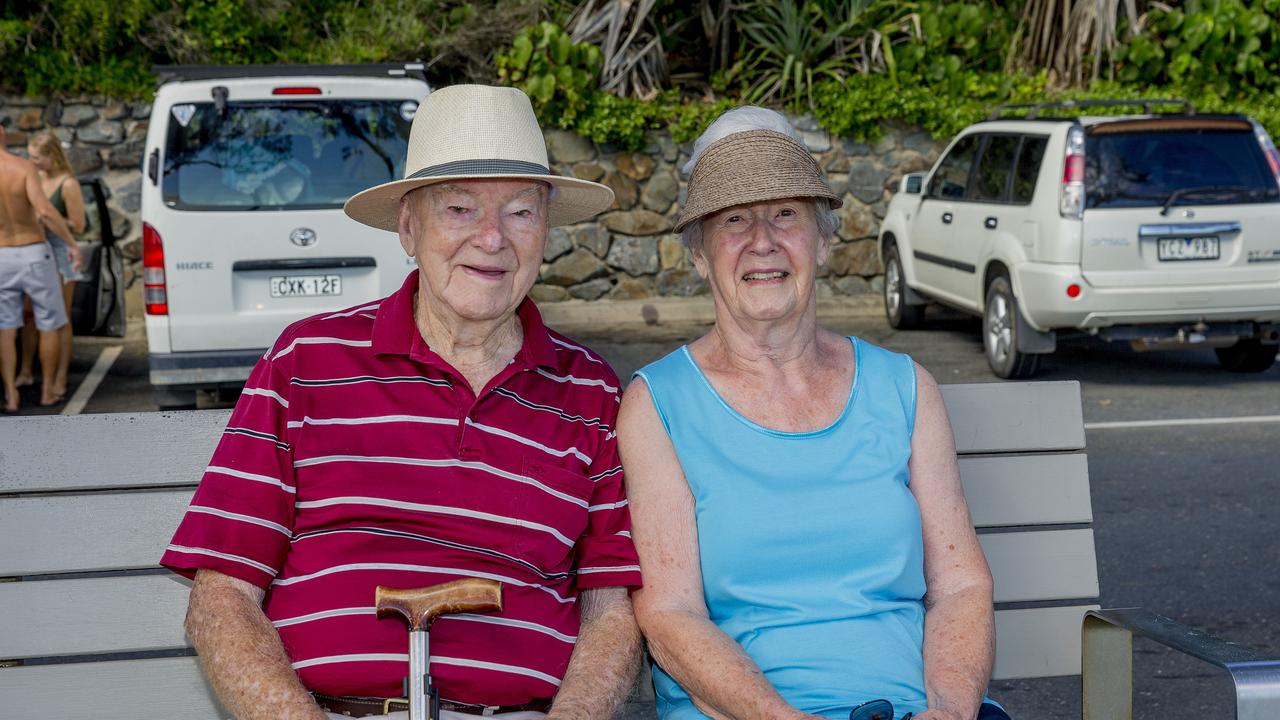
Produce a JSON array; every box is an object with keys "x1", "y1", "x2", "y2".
[
  {"x1": 155, "y1": 94, "x2": 417, "y2": 353},
  {"x1": 1079, "y1": 118, "x2": 1280, "y2": 288}
]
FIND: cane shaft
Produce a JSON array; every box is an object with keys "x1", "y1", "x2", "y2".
[{"x1": 408, "y1": 629, "x2": 429, "y2": 720}]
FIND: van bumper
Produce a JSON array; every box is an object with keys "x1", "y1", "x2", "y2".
[
  {"x1": 149, "y1": 349, "x2": 265, "y2": 387},
  {"x1": 1014, "y1": 262, "x2": 1280, "y2": 330}
]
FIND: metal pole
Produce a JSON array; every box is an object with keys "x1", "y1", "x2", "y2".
[{"x1": 407, "y1": 629, "x2": 429, "y2": 720}]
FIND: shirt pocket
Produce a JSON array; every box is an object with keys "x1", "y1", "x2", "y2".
[{"x1": 517, "y1": 455, "x2": 594, "y2": 572}]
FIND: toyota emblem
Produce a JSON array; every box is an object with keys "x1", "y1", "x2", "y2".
[{"x1": 290, "y1": 227, "x2": 317, "y2": 247}]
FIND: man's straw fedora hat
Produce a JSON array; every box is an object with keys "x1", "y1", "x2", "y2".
[{"x1": 344, "y1": 85, "x2": 614, "y2": 231}]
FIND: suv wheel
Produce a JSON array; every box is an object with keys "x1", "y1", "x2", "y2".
[
  {"x1": 983, "y1": 275, "x2": 1041, "y2": 379},
  {"x1": 884, "y1": 245, "x2": 925, "y2": 329},
  {"x1": 1215, "y1": 339, "x2": 1279, "y2": 373}
]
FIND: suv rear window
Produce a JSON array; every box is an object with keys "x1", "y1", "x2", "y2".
[
  {"x1": 1085, "y1": 127, "x2": 1280, "y2": 210},
  {"x1": 162, "y1": 99, "x2": 414, "y2": 210}
]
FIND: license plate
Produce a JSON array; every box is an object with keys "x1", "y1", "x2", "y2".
[
  {"x1": 270, "y1": 274, "x2": 342, "y2": 298},
  {"x1": 1157, "y1": 236, "x2": 1219, "y2": 261}
]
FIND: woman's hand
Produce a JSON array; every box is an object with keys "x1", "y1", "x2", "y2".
[
  {"x1": 66, "y1": 240, "x2": 82, "y2": 273},
  {"x1": 914, "y1": 708, "x2": 968, "y2": 720}
]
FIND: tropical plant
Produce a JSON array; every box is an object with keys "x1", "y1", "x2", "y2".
[
  {"x1": 1114, "y1": 0, "x2": 1280, "y2": 99},
  {"x1": 496, "y1": 21, "x2": 604, "y2": 125},
  {"x1": 565, "y1": 0, "x2": 672, "y2": 100},
  {"x1": 1017, "y1": 0, "x2": 1142, "y2": 85},
  {"x1": 734, "y1": 0, "x2": 875, "y2": 110}
]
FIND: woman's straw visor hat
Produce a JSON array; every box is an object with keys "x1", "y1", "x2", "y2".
[
  {"x1": 344, "y1": 85, "x2": 615, "y2": 231},
  {"x1": 673, "y1": 129, "x2": 842, "y2": 233}
]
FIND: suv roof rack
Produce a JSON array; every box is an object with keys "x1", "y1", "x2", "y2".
[
  {"x1": 152, "y1": 63, "x2": 428, "y2": 87},
  {"x1": 988, "y1": 98, "x2": 1195, "y2": 121}
]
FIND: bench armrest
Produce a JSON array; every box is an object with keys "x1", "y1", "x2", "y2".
[{"x1": 1082, "y1": 608, "x2": 1280, "y2": 720}]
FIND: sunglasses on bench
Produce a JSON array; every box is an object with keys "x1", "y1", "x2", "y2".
[{"x1": 849, "y1": 699, "x2": 912, "y2": 720}]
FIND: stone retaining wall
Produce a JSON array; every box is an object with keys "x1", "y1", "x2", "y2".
[
  {"x1": 0, "y1": 93, "x2": 944, "y2": 301},
  {"x1": 0, "y1": 95, "x2": 146, "y2": 250}
]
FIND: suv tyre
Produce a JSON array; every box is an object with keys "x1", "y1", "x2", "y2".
[
  {"x1": 883, "y1": 244, "x2": 925, "y2": 329},
  {"x1": 983, "y1": 275, "x2": 1041, "y2": 379},
  {"x1": 1214, "y1": 339, "x2": 1279, "y2": 373}
]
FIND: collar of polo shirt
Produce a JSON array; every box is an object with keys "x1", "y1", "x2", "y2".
[{"x1": 371, "y1": 271, "x2": 559, "y2": 372}]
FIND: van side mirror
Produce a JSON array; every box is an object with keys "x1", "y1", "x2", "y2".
[{"x1": 901, "y1": 173, "x2": 924, "y2": 194}]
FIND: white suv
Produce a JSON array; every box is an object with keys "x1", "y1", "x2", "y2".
[
  {"x1": 141, "y1": 64, "x2": 429, "y2": 407},
  {"x1": 879, "y1": 99, "x2": 1280, "y2": 378}
]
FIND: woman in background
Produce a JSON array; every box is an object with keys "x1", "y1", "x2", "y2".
[{"x1": 17, "y1": 132, "x2": 85, "y2": 402}]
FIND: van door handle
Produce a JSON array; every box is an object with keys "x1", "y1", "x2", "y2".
[
  {"x1": 942, "y1": 212, "x2": 953, "y2": 224},
  {"x1": 984, "y1": 216, "x2": 998, "y2": 229}
]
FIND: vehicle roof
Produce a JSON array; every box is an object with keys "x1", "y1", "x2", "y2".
[
  {"x1": 152, "y1": 75, "x2": 430, "y2": 104},
  {"x1": 962, "y1": 113, "x2": 1252, "y2": 134}
]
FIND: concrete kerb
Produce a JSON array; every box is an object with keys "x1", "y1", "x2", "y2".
[{"x1": 539, "y1": 295, "x2": 885, "y2": 337}]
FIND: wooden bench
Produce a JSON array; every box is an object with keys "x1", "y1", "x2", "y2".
[{"x1": 2, "y1": 381, "x2": 1275, "y2": 718}]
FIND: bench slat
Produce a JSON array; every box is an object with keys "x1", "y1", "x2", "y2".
[
  {"x1": 0, "y1": 575, "x2": 191, "y2": 660},
  {"x1": 0, "y1": 410, "x2": 228, "y2": 493},
  {"x1": 993, "y1": 605, "x2": 1099, "y2": 679},
  {"x1": 940, "y1": 381, "x2": 1084, "y2": 454},
  {"x1": 0, "y1": 656, "x2": 227, "y2": 719},
  {"x1": 981, "y1": 528, "x2": 1099, "y2": 603},
  {"x1": 0, "y1": 491, "x2": 192, "y2": 576},
  {"x1": 961, "y1": 453, "x2": 1092, "y2": 528}
]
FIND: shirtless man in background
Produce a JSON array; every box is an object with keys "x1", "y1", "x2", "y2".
[{"x1": 0, "y1": 124, "x2": 77, "y2": 412}]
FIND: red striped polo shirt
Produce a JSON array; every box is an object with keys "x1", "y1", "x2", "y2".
[{"x1": 161, "y1": 270, "x2": 642, "y2": 705}]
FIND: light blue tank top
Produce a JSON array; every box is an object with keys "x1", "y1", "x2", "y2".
[{"x1": 634, "y1": 337, "x2": 928, "y2": 719}]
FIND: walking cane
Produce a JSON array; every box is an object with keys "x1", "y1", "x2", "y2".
[{"x1": 376, "y1": 578, "x2": 504, "y2": 720}]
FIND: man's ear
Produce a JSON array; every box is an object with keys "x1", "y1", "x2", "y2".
[
  {"x1": 397, "y1": 191, "x2": 419, "y2": 257},
  {"x1": 816, "y1": 231, "x2": 831, "y2": 268}
]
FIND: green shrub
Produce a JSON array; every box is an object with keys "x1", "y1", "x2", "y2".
[{"x1": 496, "y1": 21, "x2": 603, "y2": 127}]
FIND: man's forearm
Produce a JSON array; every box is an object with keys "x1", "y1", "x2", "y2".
[
  {"x1": 548, "y1": 587, "x2": 642, "y2": 720},
  {"x1": 186, "y1": 570, "x2": 327, "y2": 720},
  {"x1": 921, "y1": 585, "x2": 995, "y2": 719}
]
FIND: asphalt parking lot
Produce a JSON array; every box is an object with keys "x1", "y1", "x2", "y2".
[{"x1": 17, "y1": 294, "x2": 1280, "y2": 720}]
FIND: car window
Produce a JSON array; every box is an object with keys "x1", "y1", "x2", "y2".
[
  {"x1": 970, "y1": 135, "x2": 1020, "y2": 202},
  {"x1": 1011, "y1": 136, "x2": 1049, "y2": 204},
  {"x1": 1085, "y1": 129, "x2": 1280, "y2": 209},
  {"x1": 162, "y1": 99, "x2": 415, "y2": 211},
  {"x1": 927, "y1": 134, "x2": 979, "y2": 200}
]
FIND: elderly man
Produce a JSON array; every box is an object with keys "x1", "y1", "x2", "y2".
[
  {"x1": 162, "y1": 85, "x2": 641, "y2": 720},
  {"x1": 0, "y1": 124, "x2": 78, "y2": 412}
]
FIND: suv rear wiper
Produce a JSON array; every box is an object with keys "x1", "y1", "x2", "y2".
[{"x1": 1160, "y1": 185, "x2": 1262, "y2": 215}]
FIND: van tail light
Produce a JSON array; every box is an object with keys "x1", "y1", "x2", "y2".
[
  {"x1": 1060, "y1": 125, "x2": 1085, "y2": 219},
  {"x1": 1252, "y1": 121, "x2": 1280, "y2": 188},
  {"x1": 272, "y1": 86, "x2": 322, "y2": 95},
  {"x1": 142, "y1": 223, "x2": 168, "y2": 315}
]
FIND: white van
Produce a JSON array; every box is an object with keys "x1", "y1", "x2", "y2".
[{"x1": 141, "y1": 64, "x2": 428, "y2": 407}]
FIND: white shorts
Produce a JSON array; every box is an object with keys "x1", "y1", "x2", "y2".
[{"x1": 0, "y1": 242, "x2": 68, "y2": 331}]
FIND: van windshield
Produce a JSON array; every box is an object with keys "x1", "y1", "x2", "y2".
[
  {"x1": 1085, "y1": 128, "x2": 1280, "y2": 210},
  {"x1": 162, "y1": 99, "x2": 414, "y2": 210}
]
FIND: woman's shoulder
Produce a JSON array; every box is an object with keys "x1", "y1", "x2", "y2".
[{"x1": 633, "y1": 344, "x2": 693, "y2": 384}]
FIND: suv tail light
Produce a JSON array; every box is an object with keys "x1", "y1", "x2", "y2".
[
  {"x1": 142, "y1": 223, "x2": 168, "y2": 315},
  {"x1": 1252, "y1": 121, "x2": 1280, "y2": 189},
  {"x1": 1060, "y1": 125, "x2": 1085, "y2": 219}
]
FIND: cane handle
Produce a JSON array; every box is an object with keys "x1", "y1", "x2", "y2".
[{"x1": 376, "y1": 578, "x2": 503, "y2": 631}]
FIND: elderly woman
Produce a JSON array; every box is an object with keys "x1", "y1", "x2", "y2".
[{"x1": 618, "y1": 107, "x2": 1005, "y2": 720}]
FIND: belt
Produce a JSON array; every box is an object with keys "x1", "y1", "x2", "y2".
[{"x1": 312, "y1": 692, "x2": 552, "y2": 717}]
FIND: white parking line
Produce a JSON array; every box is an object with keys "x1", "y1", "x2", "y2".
[
  {"x1": 61, "y1": 345, "x2": 123, "y2": 416},
  {"x1": 1085, "y1": 415, "x2": 1280, "y2": 430}
]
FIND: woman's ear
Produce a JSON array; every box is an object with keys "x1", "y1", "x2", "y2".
[{"x1": 690, "y1": 245, "x2": 710, "y2": 280}]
